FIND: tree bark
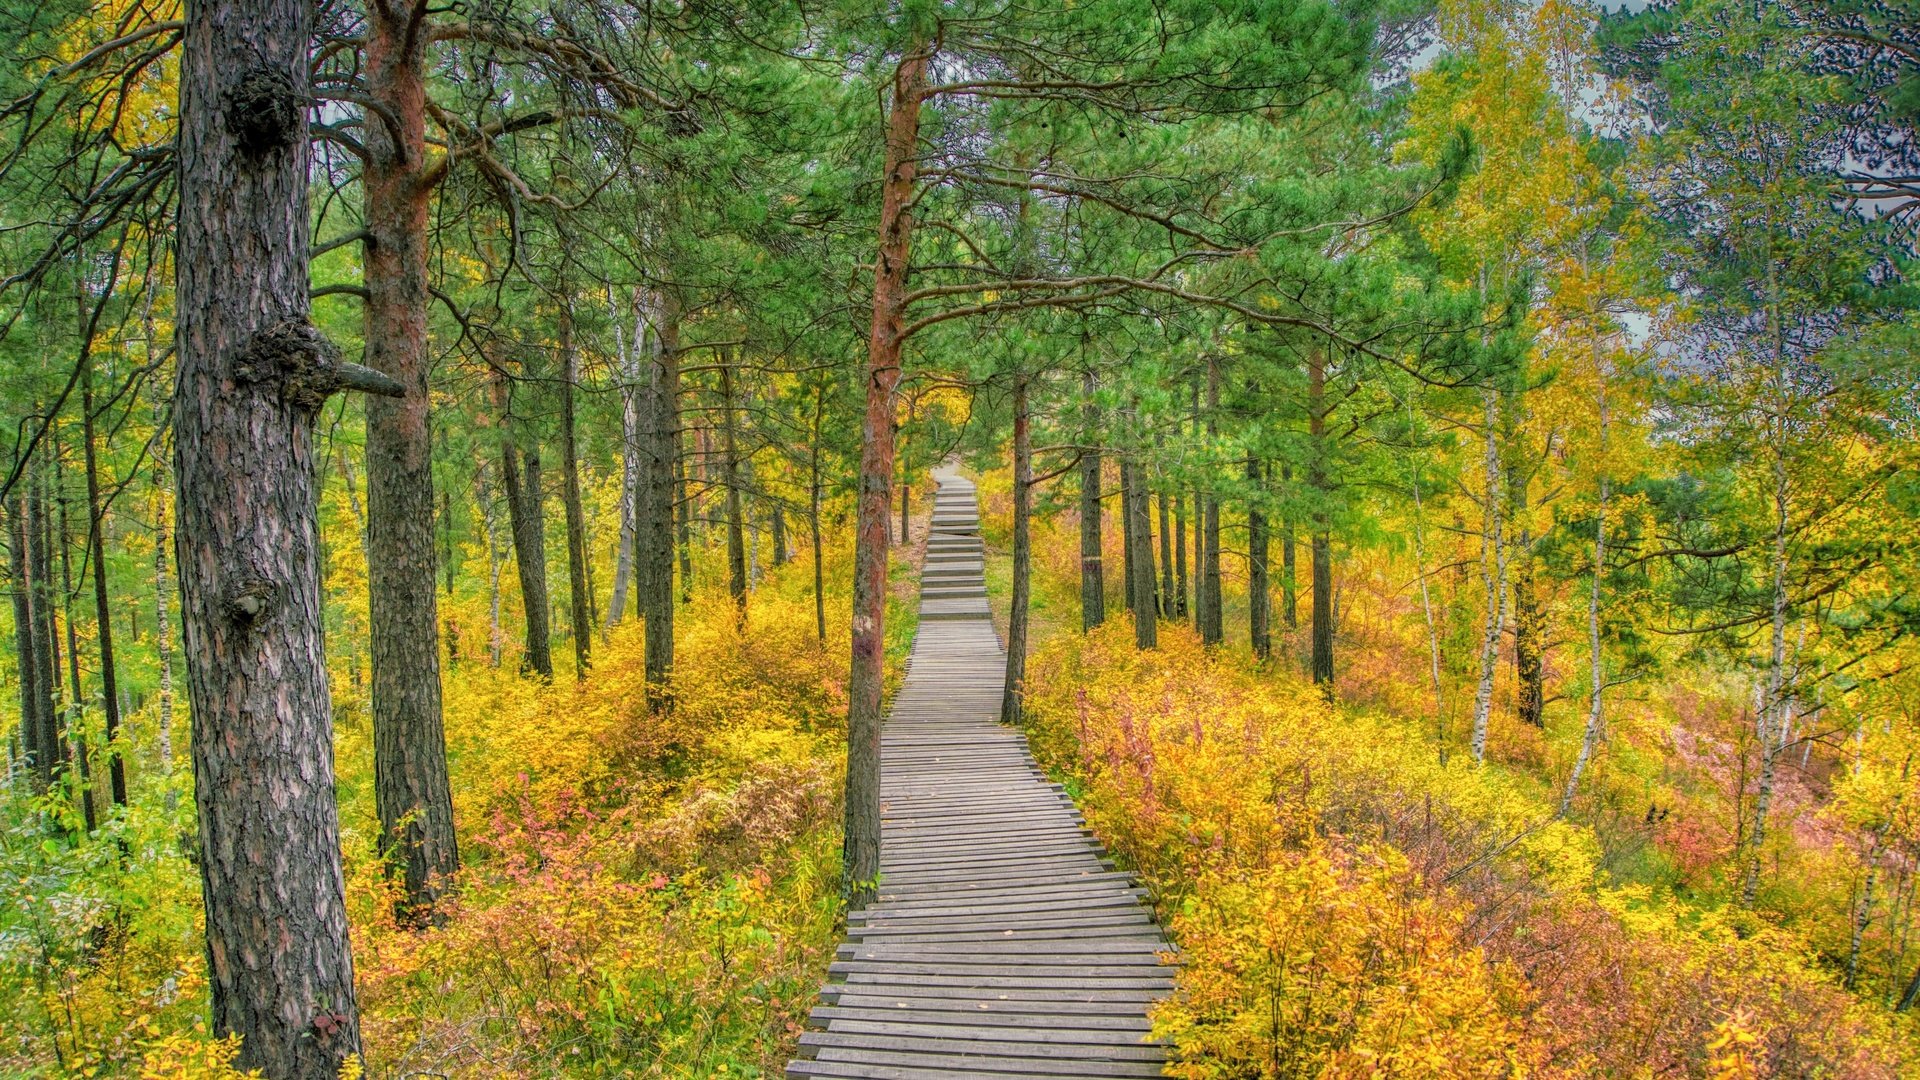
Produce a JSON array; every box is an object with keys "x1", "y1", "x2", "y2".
[
  {"x1": 175, "y1": 1, "x2": 362, "y2": 1065},
  {"x1": 1079, "y1": 372, "x2": 1104, "y2": 632},
  {"x1": 1002, "y1": 372, "x2": 1032, "y2": 726},
  {"x1": 1248, "y1": 459, "x2": 1270, "y2": 661},
  {"x1": 360, "y1": 0, "x2": 458, "y2": 924},
  {"x1": 845, "y1": 49, "x2": 925, "y2": 908},
  {"x1": 558, "y1": 308, "x2": 592, "y2": 676}
]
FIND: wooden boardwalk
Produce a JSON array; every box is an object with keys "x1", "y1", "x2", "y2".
[{"x1": 788, "y1": 471, "x2": 1173, "y2": 1079}]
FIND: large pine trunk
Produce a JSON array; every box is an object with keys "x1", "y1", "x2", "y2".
[
  {"x1": 174, "y1": 2, "x2": 363, "y2": 1067},
  {"x1": 362, "y1": 0, "x2": 457, "y2": 923},
  {"x1": 1002, "y1": 374, "x2": 1032, "y2": 726},
  {"x1": 845, "y1": 51, "x2": 925, "y2": 908},
  {"x1": 558, "y1": 310, "x2": 593, "y2": 676}
]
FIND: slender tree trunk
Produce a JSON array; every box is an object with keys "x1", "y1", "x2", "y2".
[
  {"x1": 1199, "y1": 359, "x2": 1223, "y2": 646},
  {"x1": 496, "y1": 371, "x2": 552, "y2": 679},
  {"x1": 1281, "y1": 472, "x2": 1297, "y2": 630},
  {"x1": 1470, "y1": 387, "x2": 1509, "y2": 764},
  {"x1": 676, "y1": 424, "x2": 693, "y2": 606},
  {"x1": 1119, "y1": 449, "x2": 1134, "y2": 604},
  {"x1": 557, "y1": 309, "x2": 592, "y2": 676},
  {"x1": 1307, "y1": 352, "x2": 1333, "y2": 687},
  {"x1": 9, "y1": 498, "x2": 45, "y2": 790},
  {"x1": 638, "y1": 286, "x2": 679, "y2": 691},
  {"x1": 78, "y1": 359, "x2": 126, "y2": 809},
  {"x1": 1157, "y1": 490, "x2": 1172, "y2": 618},
  {"x1": 1510, "y1": 436, "x2": 1544, "y2": 727},
  {"x1": 1173, "y1": 493, "x2": 1188, "y2": 621},
  {"x1": 772, "y1": 505, "x2": 788, "y2": 567},
  {"x1": 476, "y1": 466, "x2": 505, "y2": 668},
  {"x1": 1126, "y1": 453, "x2": 1157, "y2": 650},
  {"x1": 1562, "y1": 372, "x2": 1610, "y2": 813},
  {"x1": 153, "y1": 492, "x2": 175, "y2": 782},
  {"x1": 1248, "y1": 459, "x2": 1270, "y2": 661},
  {"x1": 55, "y1": 467, "x2": 98, "y2": 833},
  {"x1": 845, "y1": 49, "x2": 926, "y2": 908},
  {"x1": 1406, "y1": 409, "x2": 1447, "y2": 756},
  {"x1": 29, "y1": 468, "x2": 65, "y2": 781},
  {"x1": 607, "y1": 287, "x2": 640, "y2": 627},
  {"x1": 1079, "y1": 373, "x2": 1104, "y2": 632},
  {"x1": 810, "y1": 383, "x2": 828, "y2": 642},
  {"x1": 1002, "y1": 373, "x2": 1032, "y2": 725},
  {"x1": 720, "y1": 350, "x2": 747, "y2": 622},
  {"x1": 1743, "y1": 422, "x2": 1794, "y2": 908},
  {"x1": 175, "y1": 5, "x2": 363, "y2": 1065}
]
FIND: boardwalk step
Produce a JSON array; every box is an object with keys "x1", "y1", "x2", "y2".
[{"x1": 786, "y1": 467, "x2": 1174, "y2": 1079}]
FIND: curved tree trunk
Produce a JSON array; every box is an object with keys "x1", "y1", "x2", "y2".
[
  {"x1": 845, "y1": 49, "x2": 926, "y2": 908},
  {"x1": 175, "y1": 2, "x2": 364, "y2": 1066}
]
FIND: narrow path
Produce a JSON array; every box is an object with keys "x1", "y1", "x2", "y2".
[{"x1": 788, "y1": 470, "x2": 1173, "y2": 1079}]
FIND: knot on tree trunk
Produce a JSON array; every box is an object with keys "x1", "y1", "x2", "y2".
[
  {"x1": 233, "y1": 320, "x2": 403, "y2": 410},
  {"x1": 222, "y1": 578, "x2": 281, "y2": 624},
  {"x1": 223, "y1": 66, "x2": 301, "y2": 158}
]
